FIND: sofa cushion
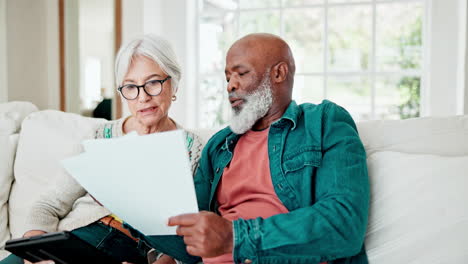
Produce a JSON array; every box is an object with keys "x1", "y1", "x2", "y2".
[
  {"x1": 0, "y1": 101, "x2": 39, "y2": 134},
  {"x1": 0, "y1": 101, "x2": 37, "y2": 259},
  {"x1": 365, "y1": 151, "x2": 468, "y2": 263},
  {"x1": 0, "y1": 135, "x2": 18, "y2": 258},
  {"x1": 0, "y1": 117, "x2": 16, "y2": 136},
  {"x1": 8, "y1": 110, "x2": 106, "y2": 238},
  {"x1": 357, "y1": 115, "x2": 468, "y2": 157}
]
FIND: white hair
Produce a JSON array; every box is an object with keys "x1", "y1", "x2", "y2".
[{"x1": 115, "y1": 34, "x2": 181, "y2": 95}]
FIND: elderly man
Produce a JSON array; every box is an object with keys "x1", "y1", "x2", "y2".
[{"x1": 160, "y1": 33, "x2": 370, "y2": 264}]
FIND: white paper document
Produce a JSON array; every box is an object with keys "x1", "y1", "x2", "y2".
[{"x1": 61, "y1": 130, "x2": 199, "y2": 235}]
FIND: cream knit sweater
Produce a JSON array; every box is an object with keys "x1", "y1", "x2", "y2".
[{"x1": 24, "y1": 118, "x2": 204, "y2": 233}]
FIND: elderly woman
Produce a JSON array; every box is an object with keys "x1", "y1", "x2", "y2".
[{"x1": 0, "y1": 35, "x2": 203, "y2": 264}]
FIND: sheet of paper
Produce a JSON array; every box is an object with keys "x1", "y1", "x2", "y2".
[
  {"x1": 81, "y1": 131, "x2": 138, "y2": 152},
  {"x1": 62, "y1": 130, "x2": 199, "y2": 235}
]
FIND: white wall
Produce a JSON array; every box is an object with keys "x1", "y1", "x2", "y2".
[
  {"x1": 463, "y1": 0, "x2": 468, "y2": 115},
  {"x1": 0, "y1": 0, "x2": 8, "y2": 103},
  {"x1": 122, "y1": 0, "x2": 143, "y2": 43},
  {"x1": 426, "y1": 0, "x2": 467, "y2": 116},
  {"x1": 65, "y1": 0, "x2": 80, "y2": 114},
  {"x1": 6, "y1": 0, "x2": 49, "y2": 109},
  {"x1": 46, "y1": 0, "x2": 60, "y2": 110},
  {"x1": 3, "y1": 0, "x2": 59, "y2": 110}
]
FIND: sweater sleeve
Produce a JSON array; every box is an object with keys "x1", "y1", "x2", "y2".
[
  {"x1": 184, "y1": 130, "x2": 205, "y2": 176},
  {"x1": 23, "y1": 171, "x2": 88, "y2": 234}
]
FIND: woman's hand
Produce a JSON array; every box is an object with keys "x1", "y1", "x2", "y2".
[
  {"x1": 23, "y1": 230, "x2": 46, "y2": 238},
  {"x1": 23, "y1": 230, "x2": 47, "y2": 264}
]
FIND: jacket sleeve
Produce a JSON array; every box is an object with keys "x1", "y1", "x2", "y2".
[{"x1": 232, "y1": 103, "x2": 370, "y2": 263}]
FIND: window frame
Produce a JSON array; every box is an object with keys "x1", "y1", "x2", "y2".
[{"x1": 195, "y1": 0, "x2": 430, "y2": 128}]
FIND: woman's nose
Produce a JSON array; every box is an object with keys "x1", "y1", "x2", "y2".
[{"x1": 137, "y1": 87, "x2": 152, "y2": 102}]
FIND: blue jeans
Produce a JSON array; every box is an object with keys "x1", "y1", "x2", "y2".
[{"x1": 0, "y1": 221, "x2": 151, "y2": 264}]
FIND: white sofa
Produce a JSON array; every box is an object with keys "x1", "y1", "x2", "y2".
[{"x1": 1, "y1": 101, "x2": 468, "y2": 263}]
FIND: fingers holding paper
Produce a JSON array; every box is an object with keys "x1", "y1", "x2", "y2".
[{"x1": 168, "y1": 211, "x2": 233, "y2": 258}]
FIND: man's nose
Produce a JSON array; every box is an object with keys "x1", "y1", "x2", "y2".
[{"x1": 227, "y1": 79, "x2": 237, "y2": 93}]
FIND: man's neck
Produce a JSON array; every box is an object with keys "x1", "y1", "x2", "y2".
[{"x1": 252, "y1": 100, "x2": 290, "y2": 131}]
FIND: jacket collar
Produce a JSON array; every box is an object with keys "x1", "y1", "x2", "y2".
[{"x1": 272, "y1": 100, "x2": 299, "y2": 130}]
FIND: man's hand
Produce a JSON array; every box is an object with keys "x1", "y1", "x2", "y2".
[
  {"x1": 152, "y1": 254, "x2": 176, "y2": 264},
  {"x1": 168, "y1": 211, "x2": 233, "y2": 258}
]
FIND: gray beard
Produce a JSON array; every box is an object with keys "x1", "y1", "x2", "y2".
[{"x1": 229, "y1": 73, "x2": 273, "y2": 134}]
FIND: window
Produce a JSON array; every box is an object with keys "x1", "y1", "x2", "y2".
[{"x1": 197, "y1": 0, "x2": 426, "y2": 128}]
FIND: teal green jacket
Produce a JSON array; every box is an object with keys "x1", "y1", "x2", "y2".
[{"x1": 195, "y1": 100, "x2": 369, "y2": 264}]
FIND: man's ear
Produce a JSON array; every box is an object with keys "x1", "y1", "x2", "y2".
[{"x1": 272, "y1": 62, "x2": 289, "y2": 84}]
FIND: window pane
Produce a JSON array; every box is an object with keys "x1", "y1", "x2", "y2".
[
  {"x1": 292, "y1": 75, "x2": 324, "y2": 104},
  {"x1": 239, "y1": 11, "x2": 281, "y2": 36},
  {"x1": 283, "y1": 8, "x2": 324, "y2": 72},
  {"x1": 282, "y1": 0, "x2": 324, "y2": 6},
  {"x1": 199, "y1": 76, "x2": 229, "y2": 128},
  {"x1": 328, "y1": 0, "x2": 371, "y2": 3},
  {"x1": 200, "y1": 12, "x2": 237, "y2": 74},
  {"x1": 375, "y1": 75, "x2": 420, "y2": 119},
  {"x1": 327, "y1": 76, "x2": 371, "y2": 120},
  {"x1": 200, "y1": 0, "x2": 237, "y2": 13},
  {"x1": 376, "y1": 2, "x2": 423, "y2": 71},
  {"x1": 240, "y1": 0, "x2": 280, "y2": 8},
  {"x1": 328, "y1": 5, "x2": 372, "y2": 72}
]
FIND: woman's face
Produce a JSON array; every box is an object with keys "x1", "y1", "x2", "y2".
[{"x1": 122, "y1": 55, "x2": 173, "y2": 127}]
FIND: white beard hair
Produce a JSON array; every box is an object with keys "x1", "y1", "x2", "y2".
[{"x1": 229, "y1": 72, "x2": 273, "y2": 134}]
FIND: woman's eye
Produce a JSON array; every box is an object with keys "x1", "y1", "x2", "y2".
[{"x1": 239, "y1": 71, "x2": 249, "y2": 76}]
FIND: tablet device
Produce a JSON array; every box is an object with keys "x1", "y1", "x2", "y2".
[{"x1": 5, "y1": 231, "x2": 121, "y2": 264}]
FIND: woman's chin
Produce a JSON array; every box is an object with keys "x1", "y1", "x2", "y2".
[{"x1": 136, "y1": 114, "x2": 161, "y2": 127}]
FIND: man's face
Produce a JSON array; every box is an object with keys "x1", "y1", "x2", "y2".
[
  {"x1": 225, "y1": 46, "x2": 273, "y2": 134},
  {"x1": 225, "y1": 45, "x2": 266, "y2": 112}
]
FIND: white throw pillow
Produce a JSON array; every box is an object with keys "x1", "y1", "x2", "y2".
[
  {"x1": 357, "y1": 115, "x2": 468, "y2": 157},
  {"x1": 365, "y1": 151, "x2": 468, "y2": 263},
  {"x1": 0, "y1": 134, "x2": 18, "y2": 259},
  {"x1": 0, "y1": 117, "x2": 16, "y2": 136},
  {"x1": 8, "y1": 110, "x2": 106, "y2": 238},
  {"x1": 0, "y1": 101, "x2": 38, "y2": 133}
]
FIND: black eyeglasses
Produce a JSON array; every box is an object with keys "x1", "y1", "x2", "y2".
[{"x1": 118, "y1": 76, "x2": 171, "y2": 100}]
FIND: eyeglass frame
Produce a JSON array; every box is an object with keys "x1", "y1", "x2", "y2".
[{"x1": 117, "y1": 76, "x2": 172, "y2": 100}]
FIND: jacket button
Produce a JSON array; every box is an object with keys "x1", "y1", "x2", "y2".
[{"x1": 244, "y1": 259, "x2": 252, "y2": 264}]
